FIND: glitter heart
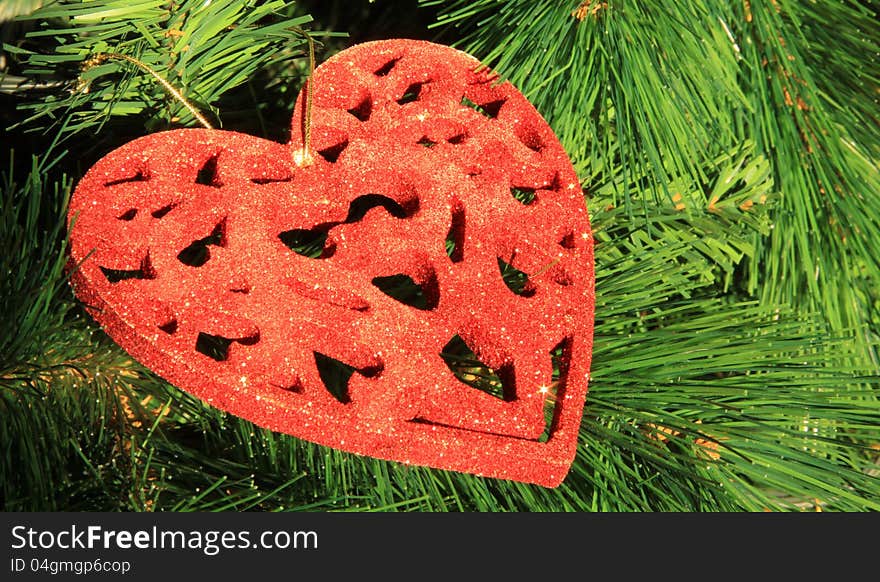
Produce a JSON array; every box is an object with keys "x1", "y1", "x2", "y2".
[{"x1": 67, "y1": 39, "x2": 595, "y2": 487}]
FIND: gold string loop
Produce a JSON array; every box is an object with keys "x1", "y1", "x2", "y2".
[{"x1": 81, "y1": 52, "x2": 213, "y2": 130}]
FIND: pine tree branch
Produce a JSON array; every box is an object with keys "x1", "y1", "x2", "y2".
[
  {"x1": 732, "y1": 1, "x2": 880, "y2": 343},
  {"x1": 6, "y1": 0, "x2": 339, "y2": 140},
  {"x1": 423, "y1": 0, "x2": 748, "y2": 213}
]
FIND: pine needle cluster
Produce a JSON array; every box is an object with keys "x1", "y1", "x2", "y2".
[{"x1": 1, "y1": 0, "x2": 878, "y2": 511}]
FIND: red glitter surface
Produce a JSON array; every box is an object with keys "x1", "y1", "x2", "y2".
[{"x1": 67, "y1": 39, "x2": 595, "y2": 487}]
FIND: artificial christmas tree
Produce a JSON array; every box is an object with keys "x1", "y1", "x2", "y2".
[{"x1": 1, "y1": 0, "x2": 878, "y2": 511}]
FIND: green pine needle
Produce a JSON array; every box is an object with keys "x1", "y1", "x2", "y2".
[{"x1": 8, "y1": 0, "x2": 342, "y2": 139}]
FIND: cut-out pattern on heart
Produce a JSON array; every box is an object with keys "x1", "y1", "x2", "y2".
[{"x1": 67, "y1": 39, "x2": 595, "y2": 487}]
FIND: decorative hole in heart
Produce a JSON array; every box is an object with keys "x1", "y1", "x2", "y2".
[
  {"x1": 372, "y1": 273, "x2": 438, "y2": 311},
  {"x1": 104, "y1": 168, "x2": 149, "y2": 187},
  {"x1": 497, "y1": 257, "x2": 536, "y2": 298},
  {"x1": 314, "y1": 352, "x2": 357, "y2": 404},
  {"x1": 347, "y1": 96, "x2": 372, "y2": 122},
  {"x1": 67, "y1": 39, "x2": 595, "y2": 487},
  {"x1": 444, "y1": 202, "x2": 466, "y2": 263},
  {"x1": 397, "y1": 81, "x2": 427, "y2": 105},
  {"x1": 440, "y1": 334, "x2": 507, "y2": 400},
  {"x1": 460, "y1": 96, "x2": 505, "y2": 119},
  {"x1": 344, "y1": 193, "x2": 412, "y2": 222},
  {"x1": 151, "y1": 202, "x2": 178, "y2": 219},
  {"x1": 196, "y1": 330, "x2": 260, "y2": 362},
  {"x1": 195, "y1": 153, "x2": 223, "y2": 187},
  {"x1": 559, "y1": 232, "x2": 577, "y2": 249},
  {"x1": 251, "y1": 176, "x2": 292, "y2": 185},
  {"x1": 99, "y1": 254, "x2": 155, "y2": 283},
  {"x1": 373, "y1": 57, "x2": 400, "y2": 77},
  {"x1": 158, "y1": 317, "x2": 178, "y2": 335},
  {"x1": 117, "y1": 208, "x2": 138, "y2": 221},
  {"x1": 279, "y1": 228, "x2": 331, "y2": 259},
  {"x1": 447, "y1": 132, "x2": 468, "y2": 145},
  {"x1": 317, "y1": 139, "x2": 349, "y2": 163},
  {"x1": 177, "y1": 219, "x2": 226, "y2": 267},
  {"x1": 510, "y1": 186, "x2": 537, "y2": 205}
]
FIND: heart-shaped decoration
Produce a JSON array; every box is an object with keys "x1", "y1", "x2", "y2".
[{"x1": 67, "y1": 39, "x2": 595, "y2": 487}]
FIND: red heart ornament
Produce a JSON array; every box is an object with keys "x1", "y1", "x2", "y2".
[{"x1": 67, "y1": 39, "x2": 595, "y2": 487}]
